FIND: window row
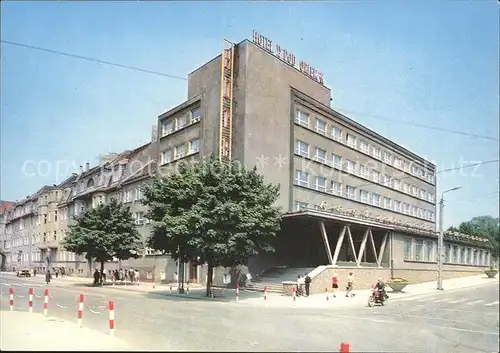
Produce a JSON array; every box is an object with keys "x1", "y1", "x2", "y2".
[
  {"x1": 294, "y1": 109, "x2": 435, "y2": 185},
  {"x1": 295, "y1": 139, "x2": 435, "y2": 203},
  {"x1": 122, "y1": 187, "x2": 145, "y2": 203},
  {"x1": 161, "y1": 106, "x2": 202, "y2": 138},
  {"x1": 403, "y1": 237, "x2": 437, "y2": 263},
  {"x1": 161, "y1": 138, "x2": 200, "y2": 165},
  {"x1": 133, "y1": 211, "x2": 150, "y2": 226},
  {"x1": 294, "y1": 170, "x2": 435, "y2": 221},
  {"x1": 444, "y1": 243, "x2": 490, "y2": 267}
]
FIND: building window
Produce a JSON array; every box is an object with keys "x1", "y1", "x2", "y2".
[
  {"x1": 189, "y1": 139, "x2": 200, "y2": 153},
  {"x1": 459, "y1": 247, "x2": 466, "y2": 264},
  {"x1": 420, "y1": 189, "x2": 427, "y2": 200},
  {"x1": 134, "y1": 187, "x2": 143, "y2": 201},
  {"x1": 360, "y1": 190, "x2": 369, "y2": 203},
  {"x1": 54, "y1": 211, "x2": 58, "y2": 222},
  {"x1": 295, "y1": 140, "x2": 309, "y2": 158},
  {"x1": 345, "y1": 185, "x2": 356, "y2": 200},
  {"x1": 412, "y1": 165, "x2": 419, "y2": 176},
  {"x1": 394, "y1": 200, "x2": 402, "y2": 212},
  {"x1": 383, "y1": 151, "x2": 392, "y2": 164},
  {"x1": 404, "y1": 238, "x2": 412, "y2": 260},
  {"x1": 331, "y1": 154, "x2": 342, "y2": 169},
  {"x1": 360, "y1": 140, "x2": 370, "y2": 153},
  {"x1": 372, "y1": 170, "x2": 380, "y2": 183},
  {"x1": 294, "y1": 201, "x2": 308, "y2": 211},
  {"x1": 394, "y1": 157, "x2": 402, "y2": 168},
  {"x1": 345, "y1": 160, "x2": 356, "y2": 174},
  {"x1": 295, "y1": 110, "x2": 309, "y2": 127},
  {"x1": 123, "y1": 190, "x2": 132, "y2": 203},
  {"x1": 383, "y1": 197, "x2": 392, "y2": 209},
  {"x1": 403, "y1": 203, "x2": 410, "y2": 215},
  {"x1": 294, "y1": 170, "x2": 309, "y2": 187},
  {"x1": 403, "y1": 183, "x2": 410, "y2": 193},
  {"x1": 315, "y1": 118, "x2": 326, "y2": 135},
  {"x1": 346, "y1": 133, "x2": 357, "y2": 148},
  {"x1": 427, "y1": 173, "x2": 434, "y2": 183},
  {"x1": 331, "y1": 126, "x2": 342, "y2": 141},
  {"x1": 191, "y1": 107, "x2": 202, "y2": 122},
  {"x1": 414, "y1": 239, "x2": 423, "y2": 261},
  {"x1": 359, "y1": 165, "x2": 368, "y2": 178},
  {"x1": 393, "y1": 179, "x2": 401, "y2": 190},
  {"x1": 176, "y1": 115, "x2": 188, "y2": 130},
  {"x1": 372, "y1": 194, "x2": 381, "y2": 207},
  {"x1": 372, "y1": 147, "x2": 381, "y2": 160},
  {"x1": 53, "y1": 231, "x2": 57, "y2": 241},
  {"x1": 314, "y1": 177, "x2": 326, "y2": 192},
  {"x1": 331, "y1": 181, "x2": 342, "y2": 196},
  {"x1": 314, "y1": 147, "x2": 327, "y2": 163},
  {"x1": 428, "y1": 192, "x2": 435, "y2": 202},
  {"x1": 175, "y1": 144, "x2": 187, "y2": 159},
  {"x1": 161, "y1": 149, "x2": 172, "y2": 164},
  {"x1": 403, "y1": 160, "x2": 410, "y2": 171},
  {"x1": 382, "y1": 174, "x2": 392, "y2": 187},
  {"x1": 161, "y1": 120, "x2": 174, "y2": 136},
  {"x1": 412, "y1": 185, "x2": 418, "y2": 196},
  {"x1": 411, "y1": 205, "x2": 418, "y2": 217},
  {"x1": 451, "y1": 245, "x2": 458, "y2": 264}
]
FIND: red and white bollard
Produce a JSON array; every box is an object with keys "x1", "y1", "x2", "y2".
[
  {"x1": 43, "y1": 289, "x2": 49, "y2": 316},
  {"x1": 9, "y1": 288, "x2": 14, "y2": 311},
  {"x1": 264, "y1": 286, "x2": 268, "y2": 300},
  {"x1": 77, "y1": 294, "x2": 84, "y2": 327},
  {"x1": 325, "y1": 287, "x2": 329, "y2": 301},
  {"x1": 28, "y1": 288, "x2": 34, "y2": 313},
  {"x1": 108, "y1": 300, "x2": 115, "y2": 336},
  {"x1": 292, "y1": 286, "x2": 297, "y2": 301},
  {"x1": 340, "y1": 342, "x2": 350, "y2": 353},
  {"x1": 236, "y1": 283, "x2": 240, "y2": 302},
  {"x1": 152, "y1": 281, "x2": 156, "y2": 289}
]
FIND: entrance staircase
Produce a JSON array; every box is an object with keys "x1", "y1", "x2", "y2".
[{"x1": 245, "y1": 266, "x2": 316, "y2": 293}]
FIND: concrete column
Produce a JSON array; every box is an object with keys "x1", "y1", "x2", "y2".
[
  {"x1": 331, "y1": 226, "x2": 346, "y2": 266},
  {"x1": 346, "y1": 226, "x2": 358, "y2": 266},
  {"x1": 319, "y1": 221, "x2": 334, "y2": 265},
  {"x1": 368, "y1": 229, "x2": 378, "y2": 262},
  {"x1": 356, "y1": 229, "x2": 369, "y2": 266},
  {"x1": 377, "y1": 233, "x2": 388, "y2": 267}
]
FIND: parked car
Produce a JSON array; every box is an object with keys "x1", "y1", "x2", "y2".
[{"x1": 17, "y1": 268, "x2": 32, "y2": 277}]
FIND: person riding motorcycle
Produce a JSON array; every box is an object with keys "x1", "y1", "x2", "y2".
[{"x1": 373, "y1": 277, "x2": 388, "y2": 302}]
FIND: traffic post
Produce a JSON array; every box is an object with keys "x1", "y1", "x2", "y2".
[
  {"x1": 9, "y1": 288, "x2": 14, "y2": 311},
  {"x1": 77, "y1": 294, "x2": 84, "y2": 327},
  {"x1": 236, "y1": 283, "x2": 240, "y2": 302},
  {"x1": 109, "y1": 300, "x2": 115, "y2": 336},
  {"x1": 43, "y1": 289, "x2": 49, "y2": 316},
  {"x1": 28, "y1": 288, "x2": 34, "y2": 313}
]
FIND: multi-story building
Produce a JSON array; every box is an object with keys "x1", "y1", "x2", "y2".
[
  {"x1": 0, "y1": 201, "x2": 14, "y2": 270},
  {"x1": 156, "y1": 32, "x2": 492, "y2": 289}
]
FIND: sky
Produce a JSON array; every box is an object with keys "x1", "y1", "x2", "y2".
[{"x1": 1, "y1": 1, "x2": 499, "y2": 228}]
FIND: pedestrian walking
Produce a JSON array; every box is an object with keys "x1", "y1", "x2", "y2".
[
  {"x1": 296, "y1": 275, "x2": 304, "y2": 296},
  {"x1": 331, "y1": 272, "x2": 339, "y2": 298},
  {"x1": 345, "y1": 272, "x2": 355, "y2": 297},
  {"x1": 45, "y1": 271, "x2": 51, "y2": 285}
]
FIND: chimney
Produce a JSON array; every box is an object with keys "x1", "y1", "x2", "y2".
[
  {"x1": 79, "y1": 165, "x2": 83, "y2": 174},
  {"x1": 151, "y1": 125, "x2": 158, "y2": 143},
  {"x1": 85, "y1": 162, "x2": 90, "y2": 171}
]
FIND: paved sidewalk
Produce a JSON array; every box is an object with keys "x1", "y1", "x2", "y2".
[{"x1": 0, "y1": 310, "x2": 131, "y2": 351}]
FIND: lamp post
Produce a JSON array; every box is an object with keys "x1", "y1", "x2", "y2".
[{"x1": 437, "y1": 186, "x2": 461, "y2": 290}]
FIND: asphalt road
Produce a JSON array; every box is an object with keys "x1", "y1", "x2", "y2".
[{"x1": 1, "y1": 275, "x2": 498, "y2": 352}]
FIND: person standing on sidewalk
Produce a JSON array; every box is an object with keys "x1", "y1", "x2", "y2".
[
  {"x1": 345, "y1": 272, "x2": 355, "y2": 297},
  {"x1": 331, "y1": 272, "x2": 339, "y2": 298},
  {"x1": 304, "y1": 273, "x2": 311, "y2": 297}
]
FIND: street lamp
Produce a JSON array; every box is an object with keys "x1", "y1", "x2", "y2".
[{"x1": 437, "y1": 186, "x2": 462, "y2": 290}]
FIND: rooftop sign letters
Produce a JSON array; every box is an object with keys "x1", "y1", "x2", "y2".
[{"x1": 252, "y1": 30, "x2": 324, "y2": 85}]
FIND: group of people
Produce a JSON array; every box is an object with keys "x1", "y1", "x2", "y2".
[
  {"x1": 93, "y1": 268, "x2": 141, "y2": 285},
  {"x1": 296, "y1": 271, "x2": 387, "y2": 300}
]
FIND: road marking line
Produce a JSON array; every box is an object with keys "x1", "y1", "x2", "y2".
[
  {"x1": 467, "y1": 300, "x2": 484, "y2": 305},
  {"x1": 448, "y1": 299, "x2": 468, "y2": 304},
  {"x1": 485, "y1": 301, "x2": 499, "y2": 307}
]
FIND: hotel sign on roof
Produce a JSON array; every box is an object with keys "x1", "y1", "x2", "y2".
[{"x1": 252, "y1": 30, "x2": 324, "y2": 85}]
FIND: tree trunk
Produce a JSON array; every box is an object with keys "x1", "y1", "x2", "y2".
[
  {"x1": 206, "y1": 257, "x2": 214, "y2": 297},
  {"x1": 100, "y1": 261, "x2": 105, "y2": 285}
]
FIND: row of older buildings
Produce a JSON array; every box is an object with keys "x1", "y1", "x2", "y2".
[{"x1": 1, "y1": 33, "x2": 494, "y2": 288}]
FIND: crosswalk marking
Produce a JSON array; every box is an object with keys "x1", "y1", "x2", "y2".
[
  {"x1": 467, "y1": 300, "x2": 484, "y2": 305},
  {"x1": 485, "y1": 301, "x2": 499, "y2": 307}
]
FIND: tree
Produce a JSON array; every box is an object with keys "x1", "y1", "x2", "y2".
[
  {"x1": 447, "y1": 216, "x2": 500, "y2": 260},
  {"x1": 61, "y1": 198, "x2": 143, "y2": 282},
  {"x1": 142, "y1": 157, "x2": 283, "y2": 296}
]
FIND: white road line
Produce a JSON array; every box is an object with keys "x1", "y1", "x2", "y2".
[
  {"x1": 485, "y1": 301, "x2": 499, "y2": 307},
  {"x1": 448, "y1": 299, "x2": 468, "y2": 304},
  {"x1": 467, "y1": 300, "x2": 484, "y2": 305}
]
